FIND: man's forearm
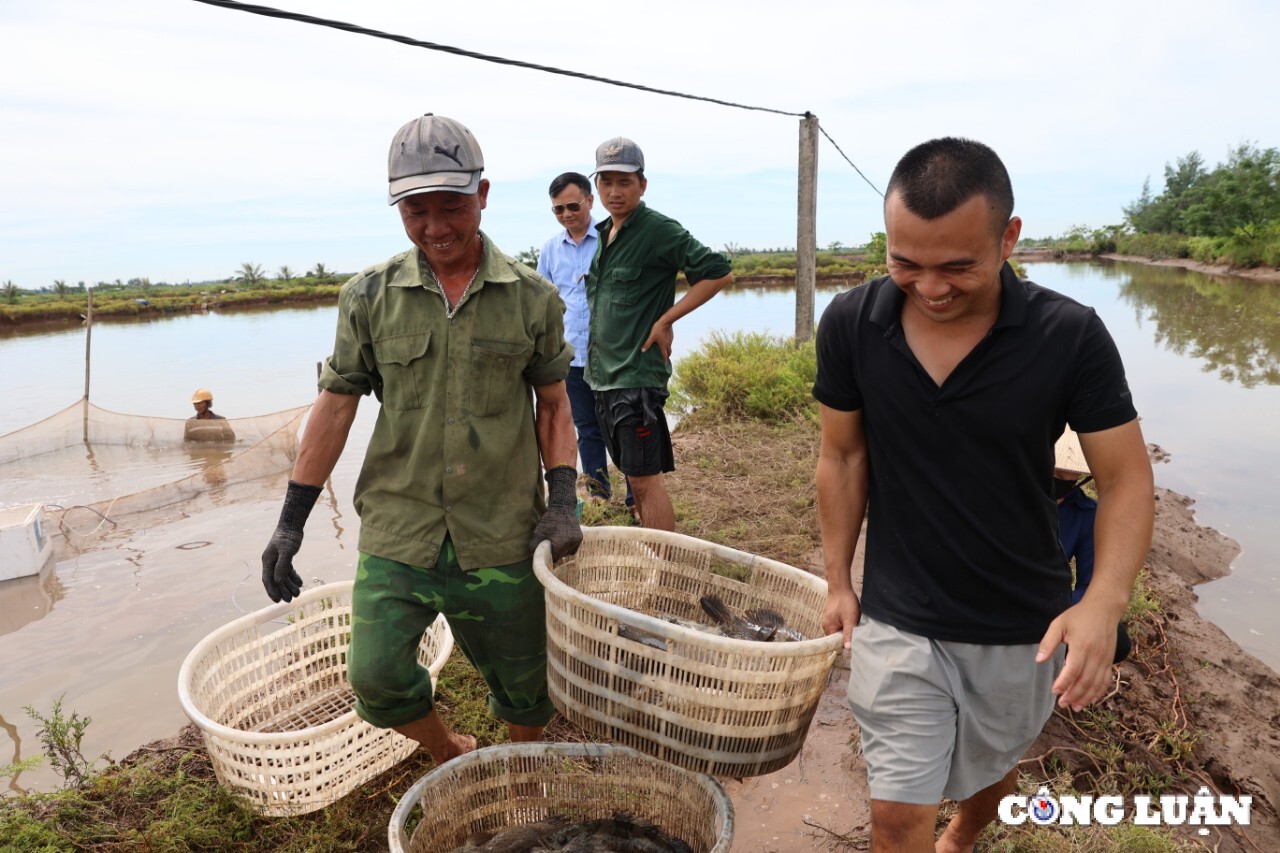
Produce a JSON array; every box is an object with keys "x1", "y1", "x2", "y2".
[
  {"x1": 816, "y1": 453, "x2": 868, "y2": 593},
  {"x1": 1084, "y1": 475, "x2": 1154, "y2": 615},
  {"x1": 292, "y1": 390, "x2": 360, "y2": 486},
  {"x1": 1077, "y1": 421, "x2": 1155, "y2": 617},
  {"x1": 660, "y1": 273, "x2": 733, "y2": 326},
  {"x1": 534, "y1": 383, "x2": 578, "y2": 470}
]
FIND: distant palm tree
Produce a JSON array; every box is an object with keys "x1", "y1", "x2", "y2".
[
  {"x1": 311, "y1": 262, "x2": 330, "y2": 278},
  {"x1": 52, "y1": 279, "x2": 70, "y2": 297},
  {"x1": 3, "y1": 280, "x2": 18, "y2": 304},
  {"x1": 237, "y1": 263, "x2": 265, "y2": 287},
  {"x1": 278, "y1": 265, "x2": 294, "y2": 283}
]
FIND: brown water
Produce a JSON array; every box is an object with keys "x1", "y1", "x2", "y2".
[{"x1": 1, "y1": 262, "x2": 1277, "y2": 794}]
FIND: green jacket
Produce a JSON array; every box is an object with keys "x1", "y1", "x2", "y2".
[
  {"x1": 319, "y1": 234, "x2": 572, "y2": 569},
  {"x1": 585, "y1": 203, "x2": 730, "y2": 390}
]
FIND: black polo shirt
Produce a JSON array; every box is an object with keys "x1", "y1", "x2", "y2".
[{"x1": 813, "y1": 264, "x2": 1137, "y2": 644}]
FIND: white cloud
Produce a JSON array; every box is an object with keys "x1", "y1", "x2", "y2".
[{"x1": 2, "y1": 0, "x2": 1277, "y2": 285}]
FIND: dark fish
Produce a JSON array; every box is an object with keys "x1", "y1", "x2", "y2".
[
  {"x1": 699, "y1": 594, "x2": 777, "y2": 642},
  {"x1": 618, "y1": 623, "x2": 668, "y2": 652},
  {"x1": 450, "y1": 828, "x2": 494, "y2": 849},
  {"x1": 743, "y1": 606, "x2": 808, "y2": 642},
  {"x1": 452, "y1": 815, "x2": 569, "y2": 852},
  {"x1": 541, "y1": 812, "x2": 694, "y2": 853}
]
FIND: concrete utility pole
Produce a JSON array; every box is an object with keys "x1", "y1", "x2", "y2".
[
  {"x1": 83, "y1": 286, "x2": 94, "y2": 400},
  {"x1": 795, "y1": 113, "x2": 819, "y2": 343}
]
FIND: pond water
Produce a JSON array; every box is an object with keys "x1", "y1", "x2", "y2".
[{"x1": 0, "y1": 260, "x2": 1277, "y2": 793}]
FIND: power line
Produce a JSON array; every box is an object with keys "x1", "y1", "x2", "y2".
[
  {"x1": 189, "y1": 0, "x2": 883, "y2": 197},
  {"x1": 820, "y1": 125, "x2": 884, "y2": 198},
  {"x1": 189, "y1": 0, "x2": 803, "y2": 117}
]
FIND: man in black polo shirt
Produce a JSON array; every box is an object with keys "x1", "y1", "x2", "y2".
[{"x1": 814, "y1": 137, "x2": 1154, "y2": 852}]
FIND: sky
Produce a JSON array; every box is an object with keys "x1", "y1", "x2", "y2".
[{"x1": 1, "y1": 0, "x2": 1277, "y2": 288}]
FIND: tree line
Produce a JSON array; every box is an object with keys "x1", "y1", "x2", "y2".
[{"x1": 1028, "y1": 143, "x2": 1279, "y2": 268}]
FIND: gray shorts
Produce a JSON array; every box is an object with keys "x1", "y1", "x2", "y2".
[{"x1": 847, "y1": 616, "x2": 1064, "y2": 804}]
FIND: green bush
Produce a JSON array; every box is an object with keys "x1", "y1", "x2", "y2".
[
  {"x1": 1186, "y1": 236, "x2": 1225, "y2": 263},
  {"x1": 1216, "y1": 222, "x2": 1280, "y2": 268},
  {"x1": 1115, "y1": 233, "x2": 1192, "y2": 260},
  {"x1": 672, "y1": 331, "x2": 817, "y2": 426}
]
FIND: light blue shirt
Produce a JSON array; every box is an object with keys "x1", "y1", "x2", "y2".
[{"x1": 537, "y1": 220, "x2": 597, "y2": 368}]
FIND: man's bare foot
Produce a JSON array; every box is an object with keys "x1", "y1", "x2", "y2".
[
  {"x1": 436, "y1": 732, "x2": 477, "y2": 764},
  {"x1": 393, "y1": 711, "x2": 476, "y2": 766}
]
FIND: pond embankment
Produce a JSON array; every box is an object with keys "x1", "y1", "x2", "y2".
[{"x1": 1014, "y1": 247, "x2": 1280, "y2": 283}]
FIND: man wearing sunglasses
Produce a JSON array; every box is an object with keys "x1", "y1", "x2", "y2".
[
  {"x1": 537, "y1": 172, "x2": 632, "y2": 513},
  {"x1": 585, "y1": 137, "x2": 733, "y2": 530}
]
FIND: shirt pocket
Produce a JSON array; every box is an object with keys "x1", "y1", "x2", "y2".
[
  {"x1": 470, "y1": 338, "x2": 530, "y2": 417},
  {"x1": 372, "y1": 329, "x2": 431, "y2": 410},
  {"x1": 606, "y1": 265, "x2": 641, "y2": 307}
]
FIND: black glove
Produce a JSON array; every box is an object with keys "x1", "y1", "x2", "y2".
[
  {"x1": 261, "y1": 480, "x2": 323, "y2": 603},
  {"x1": 530, "y1": 465, "x2": 583, "y2": 562}
]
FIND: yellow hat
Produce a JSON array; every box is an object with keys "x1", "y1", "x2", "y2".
[
  {"x1": 1054, "y1": 428, "x2": 1089, "y2": 476},
  {"x1": 191, "y1": 388, "x2": 214, "y2": 403}
]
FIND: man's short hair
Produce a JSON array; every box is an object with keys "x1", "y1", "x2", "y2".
[
  {"x1": 549, "y1": 172, "x2": 591, "y2": 198},
  {"x1": 886, "y1": 137, "x2": 1014, "y2": 230}
]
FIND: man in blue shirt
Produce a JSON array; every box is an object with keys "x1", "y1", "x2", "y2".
[{"x1": 537, "y1": 172, "x2": 631, "y2": 509}]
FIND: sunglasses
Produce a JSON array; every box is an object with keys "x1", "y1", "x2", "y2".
[{"x1": 552, "y1": 201, "x2": 586, "y2": 215}]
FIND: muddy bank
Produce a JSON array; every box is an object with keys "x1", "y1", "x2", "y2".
[
  {"x1": 1013, "y1": 247, "x2": 1280, "y2": 283},
  {"x1": 1100, "y1": 253, "x2": 1280, "y2": 283}
]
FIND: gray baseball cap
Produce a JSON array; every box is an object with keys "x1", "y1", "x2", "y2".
[
  {"x1": 387, "y1": 114, "x2": 484, "y2": 204},
  {"x1": 592, "y1": 136, "x2": 645, "y2": 175}
]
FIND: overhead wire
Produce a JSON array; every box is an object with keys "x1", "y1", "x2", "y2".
[
  {"x1": 189, "y1": 0, "x2": 884, "y2": 197},
  {"x1": 820, "y1": 125, "x2": 885, "y2": 199}
]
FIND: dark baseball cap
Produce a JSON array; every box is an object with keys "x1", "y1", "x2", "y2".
[
  {"x1": 387, "y1": 114, "x2": 484, "y2": 204},
  {"x1": 592, "y1": 136, "x2": 645, "y2": 175}
]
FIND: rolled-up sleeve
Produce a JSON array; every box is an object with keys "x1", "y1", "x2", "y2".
[{"x1": 319, "y1": 280, "x2": 378, "y2": 397}]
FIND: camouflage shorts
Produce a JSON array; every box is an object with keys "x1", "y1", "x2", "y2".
[{"x1": 348, "y1": 538, "x2": 554, "y2": 729}]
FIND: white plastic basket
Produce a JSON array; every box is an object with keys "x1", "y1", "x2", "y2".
[
  {"x1": 388, "y1": 742, "x2": 733, "y2": 853},
  {"x1": 534, "y1": 527, "x2": 843, "y2": 778},
  {"x1": 178, "y1": 580, "x2": 453, "y2": 815}
]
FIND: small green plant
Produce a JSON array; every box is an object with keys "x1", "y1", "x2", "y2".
[
  {"x1": 0, "y1": 754, "x2": 44, "y2": 783},
  {"x1": 24, "y1": 696, "x2": 103, "y2": 788},
  {"x1": 1125, "y1": 569, "x2": 1161, "y2": 622},
  {"x1": 1153, "y1": 720, "x2": 1198, "y2": 763}
]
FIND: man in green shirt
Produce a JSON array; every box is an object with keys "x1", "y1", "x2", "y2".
[
  {"x1": 586, "y1": 137, "x2": 733, "y2": 529},
  {"x1": 260, "y1": 114, "x2": 582, "y2": 766}
]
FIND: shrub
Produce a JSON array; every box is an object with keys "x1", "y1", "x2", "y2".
[
  {"x1": 1115, "y1": 233, "x2": 1192, "y2": 260},
  {"x1": 672, "y1": 331, "x2": 817, "y2": 426},
  {"x1": 1186, "y1": 236, "x2": 1225, "y2": 264}
]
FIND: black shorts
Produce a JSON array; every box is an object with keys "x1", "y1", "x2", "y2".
[{"x1": 594, "y1": 387, "x2": 675, "y2": 477}]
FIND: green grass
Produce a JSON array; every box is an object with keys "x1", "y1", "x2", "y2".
[
  {"x1": 0, "y1": 654, "x2": 512, "y2": 852},
  {"x1": 0, "y1": 279, "x2": 344, "y2": 324}
]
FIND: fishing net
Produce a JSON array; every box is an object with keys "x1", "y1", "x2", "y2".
[{"x1": 0, "y1": 399, "x2": 309, "y2": 556}]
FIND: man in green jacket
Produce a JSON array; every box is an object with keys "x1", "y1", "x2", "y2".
[
  {"x1": 586, "y1": 137, "x2": 733, "y2": 529},
  {"x1": 260, "y1": 113, "x2": 582, "y2": 765}
]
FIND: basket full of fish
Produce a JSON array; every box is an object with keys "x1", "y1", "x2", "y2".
[
  {"x1": 533, "y1": 527, "x2": 843, "y2": 778},
  {"x1": 388, "y1": 742, "x2": 733, "y2": 853}
]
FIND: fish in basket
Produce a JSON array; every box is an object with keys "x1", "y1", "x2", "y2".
[{"x1": 533, "y1": 527, "x2": 844, "y2": 778}]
